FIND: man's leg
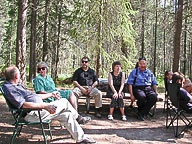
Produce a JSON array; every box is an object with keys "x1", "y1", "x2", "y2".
[
  {"x1": 25, "y1": 99, "x2": 94, "y2": 142},
  {"x1": 90, "y1": 88, "x2": 102, "y2": 118},
  {"x1": 69, "y1": 92, "x2": 78, "y2": 111},
  {"x1": 133, "y1": 88, "x2": 147, "y2": 120},
  {"x1": 133, "y1": 88, "x2": 146, "y2": 113},
  {"x1": 73, "y1": 87, "x2": 83, "y2": 111},
  {"x1": 60, "y1": 90, "x2": 78, "y2": 111},
  {"x1": 42, "y1": 99, "x2": 84, "y2": 142},
  {"x1": 144, "y1": 87, "x2": 157, "y2": 115},
  {"x1": 73, "y1": 87, "x2": 83, "y2": 98}
]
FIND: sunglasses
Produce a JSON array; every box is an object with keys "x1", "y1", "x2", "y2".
[
  {"x1": 82, "y1": 61, "x2": 89, "y2": 63},
  {"x1": 38, "y1": 67, "x2": 46, "y2": 71}
]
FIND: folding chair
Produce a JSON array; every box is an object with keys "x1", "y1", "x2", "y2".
[
  {"x1": 0, "y1": 78, "x2": 52, "y2": 144},
  {"x1": 163, "y1": 78, "x2": 169, "y2": 113},
  {"x1": 166, "y1": 83, "x2": 192, "y2": 137}
]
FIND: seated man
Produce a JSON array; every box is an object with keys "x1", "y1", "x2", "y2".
[
  {"x1": 172, "y1": 73, "x2": 192, "y2": 113},
  {"x1": 72, "y1": 57, "x2": 102, "y2": 118},
  {"x1": 3, "y1": 65, "x2": 95, "y2": 143},
  {"x1": 183, "y1": 78, "x2": 192, "y2": 95},
  {"x1": 127, "y1": 57, "x2": 158, "y2": 121},
  {"x1": 171, "y1": 71, "x2": 192, "y2": 95},
  {"x1": 33, "y1": 62, "x2": 78, "y2": 111}
]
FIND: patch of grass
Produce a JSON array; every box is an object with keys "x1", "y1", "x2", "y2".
[
  {"x1": 57, "y1": 74, "x2": 73, "y2": 81},
  {"x1": 156, "y1": 76, "x2": 165, "y2": 93},
  {"x1": 156, "y1": 76, "x2": 164, "y2": 88}
]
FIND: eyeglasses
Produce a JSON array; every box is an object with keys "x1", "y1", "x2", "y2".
[
  {"x1": 82, "y1": 61, "x2": 89, "y2": 63},
  {"x1": 38, "y1": 67, "x2": 46, "y2": 71}
]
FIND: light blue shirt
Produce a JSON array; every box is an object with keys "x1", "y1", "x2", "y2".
[
  {"x1": 127, "y1": 67, "x2": 157, "y2": 86},
  {"x1": 3, "y1": 81, "x2": 43, "y2": 109}
]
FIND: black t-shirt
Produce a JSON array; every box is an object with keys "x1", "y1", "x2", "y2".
[{"x1": 72, "y1": 67, "x2": 98, "y2": 86}]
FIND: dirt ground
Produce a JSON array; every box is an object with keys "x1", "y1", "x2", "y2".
[{"x1": 1, "y1": 92, "x2": 192, "y2": 144}]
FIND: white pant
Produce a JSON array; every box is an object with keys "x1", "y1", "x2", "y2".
[
  {"x1": 24, "y1": 98, "x2": 85, "y2": 142},
  {"x1": 73, "y1": 86, "x2": 102, "y2": 108}
]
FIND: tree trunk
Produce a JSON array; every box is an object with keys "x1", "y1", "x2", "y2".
[
  {"x1": 54, "y1": 2, "x2": 62, "y2": 80},
  {"x1": 29, "y1": 0, "x2": 37, "y2": 81},
  {"x1": 96, "y1": 0, "x2": 103, "y2": 78},
  {"x1": 141, "y1": 0, "x2": 145, "y2": 57},
  {"x1": 16, "y1": 0, "x2": 28, "y2": 86},
  {"x1": 183, "y1": 18, "x2": 187, "y2": 75},
  {"x1": 42, "y1": 0, "x2": 49, "y2": 62},
  {"x1": 190, "y1": 41, "x2": 192, "y2": 79},
  {"x1": 163, "y1": 0, "x2": 166, "y2": 71},
  {"x1": 8, "y1": 19, "x2": 13, "y2": 67},
  {"x1": 172, "y1": 0, "x2": 183, "y2": 72},
  {"x1": 121, "y1": 38, "x2": 128, "y2": 58},
  {"x1": 153, "y1": 0, "x2": 157, "y2": 76},
  {"x1": 51, "y1": 36, "x2": 57, "y2": 79}
]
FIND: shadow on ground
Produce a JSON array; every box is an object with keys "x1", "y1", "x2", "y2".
[{"x1": 1, "y1": 94, "x2": 192, "y2": 144}]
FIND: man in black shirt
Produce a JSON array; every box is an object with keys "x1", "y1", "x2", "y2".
[{"x1": 72, "y1": 57, "x2": 102, "y2": 118}]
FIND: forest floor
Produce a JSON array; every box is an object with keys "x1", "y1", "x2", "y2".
[{"x1": 1, "y1": 89, "x2": 192, "y2": 144}]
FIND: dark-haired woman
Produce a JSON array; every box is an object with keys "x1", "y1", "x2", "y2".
[{"x1": 107, "y1": 61, "x2": 127, "y2": 121}]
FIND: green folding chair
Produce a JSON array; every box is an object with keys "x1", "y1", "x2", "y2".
[{"x1": 0, "y1": 78, "x2": 52, "y2": 144}]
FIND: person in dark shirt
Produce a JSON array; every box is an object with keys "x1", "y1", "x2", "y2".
[
  {"x1": 72, "y1": 57, "x2": 102, "y2": 118},
  {"x1": 107, "y1": 61, "x2": 127, "y2": 121},
  {"x1": 3, "y1": 65, "x2": 95, "y2": 144},
  {"x1": 172, "y1": 73, "x2": 192, "y2": 113}
]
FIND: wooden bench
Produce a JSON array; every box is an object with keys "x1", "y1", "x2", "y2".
[
  {"x1": 79, "y1": 78, "x2": 161, "y2": 116},
  {"x1": 84, "y1": 93, "x2": 159, "y2": 117},
  {"x1": 84, "y1": 93, "x2": 131, "y2": 113}
]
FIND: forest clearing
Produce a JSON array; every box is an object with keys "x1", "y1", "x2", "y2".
[{"x1": 0, "y1": 90, "x2": 192, "y2": 144}]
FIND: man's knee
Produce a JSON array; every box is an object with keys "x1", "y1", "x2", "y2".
[
  {"x1": 73, "y1": 87, "x2": 82, "y2": 97},
  {"x1": 148, "y1": 93, "x2": 157, "y2": 103},
  {"x1": 134, "y1": 91, "x2": 146, "y2": 101}
]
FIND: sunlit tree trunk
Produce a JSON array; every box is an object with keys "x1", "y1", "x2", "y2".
[
  {"x1": 16, "y1": 0, "x2": 28, "y2": 86},
  {"x1": 172, "y1": 0, "x2": 183, "y2": 72},
  {"x1": 55, "y1": 2, "x2": 62, "y2": 80},
  {"x1": 96, "y1": 0, "x2": 103, "y2": 77},
  {"x1": 29, "y1": 0, "x2": 37, "y2": 81}
]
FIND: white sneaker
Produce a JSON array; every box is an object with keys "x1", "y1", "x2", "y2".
[
  {"x1": 122, "y1": 115, "x2": 127, "y2": 121},
  {"x1": 108, "y1": 115, "x2": 113, "y2": 120},
  {"x1": 77, "y1": 137, "x2": 96, "y2": 143}
]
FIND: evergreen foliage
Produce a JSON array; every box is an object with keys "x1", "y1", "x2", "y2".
[{"x1": 0, "y1": 0, "x2": 192, "y2": 84}]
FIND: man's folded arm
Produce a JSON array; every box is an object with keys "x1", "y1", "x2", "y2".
[{"x1": 21, "y1": 102, "x2": 47, "y2": 109}]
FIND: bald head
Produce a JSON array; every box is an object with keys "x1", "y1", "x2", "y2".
[{"x1": 5, "y1": 66, "x2": 20, "y2": 81}]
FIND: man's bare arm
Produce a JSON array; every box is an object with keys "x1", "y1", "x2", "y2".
[
  {"x1": 22, "y1": 102, "x2": 56, "y2": 113},
  {"x1": 73, "y1": 81, "x2": 87, "y2": 94}
]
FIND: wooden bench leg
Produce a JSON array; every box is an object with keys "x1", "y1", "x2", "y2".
[{"x1": 86, "y1": 97, "x2": 90, "y2": 113}]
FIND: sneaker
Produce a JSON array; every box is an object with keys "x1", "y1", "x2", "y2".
[
  {"x1": 122, "y1": 115, "x2": 127, "y2": 121},
  {"x1": 77, "y1": 115, "x2": 91, "y2": 125},
  {"x1": 77, "y1": 137, "x2": 96, "y2": 144},
  {"x1": 108, "y1": 115, "x2": 113, "y2": 120}
]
